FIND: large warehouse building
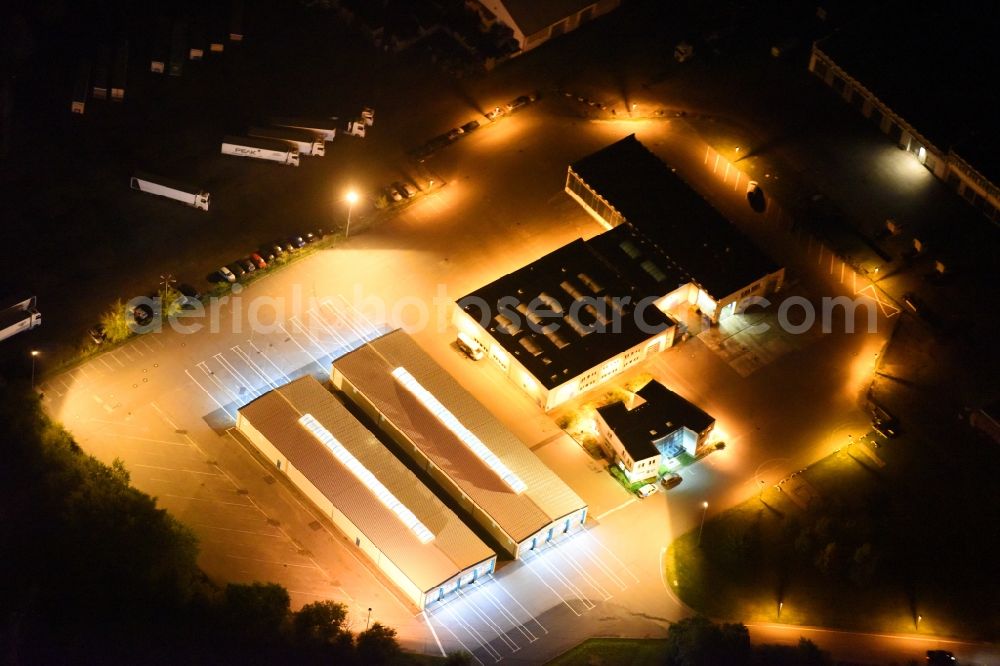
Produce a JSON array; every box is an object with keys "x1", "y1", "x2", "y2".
[
  {"x1": 236, "y1": 376, "x2": 497, "y2": 609},
  {"x1": 454, "y1": 236, "x2": 677, "y2": 411},
  {"x1": 566, "y1": 134, "x2": 785, "y2": 322},
  {"x1": 807, "y1": 4, "x2": 999, "y2": 225},
  {"x1": 472, "y1": 0, "x2": 621, "y2": 53},
  {"x1": 331, "y1": 330, "x2": 589, "y2": 559}
]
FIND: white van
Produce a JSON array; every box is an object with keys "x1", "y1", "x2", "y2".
[{"x1": 456, "y1": 332, "x2": 484, "y2": 360}]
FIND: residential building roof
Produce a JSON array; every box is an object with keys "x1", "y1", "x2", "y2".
[
  {"x1": 569, "y1": 134, "x2": 780, "y2": 299},
  {"x1": 596, "y1": 381, "x2": 714, "y2": 461},
  {"x1": 815, "y1": 1, "x2": 1000, "y2": 184},
  {"x1": 332, "y1": 330, "x2": 588, "y2": 543},
  {"x1": 459, "y1": 237, "x2": 676, "y2": 390},
  {"x1": 238, "y1": 376, "x2": 494, "y2": 592}
]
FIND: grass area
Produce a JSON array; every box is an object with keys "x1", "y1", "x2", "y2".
[
  {"x1": 547, "y1": 638, "x2": 670, "y2": 666},
  {"x1": 665, "y1": 429, "x2": 1000, "y2": 641}
]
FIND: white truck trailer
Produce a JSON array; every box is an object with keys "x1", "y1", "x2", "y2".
[
  {"x1": 248, "y1": 126, "x2": 324, "y2": 156},
  {"x1": 71, "y1": 61, "x2": 90, "y2": 114},
  {"x1": 0, "y1": 296, "x2": 41, "y2": 343},
  {"x1": 269, "y1": 117, "x2": 337, "y2": 142},
  {"x1": 221, "y1": 135, "x2": 300, "y2": 166},
  {"x1": 130, "y1": 172, "x2": 210, "y2": 210}
]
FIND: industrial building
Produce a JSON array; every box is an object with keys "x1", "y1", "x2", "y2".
[
  {"x1": 453, "y1": 135, "x2": 783, "y2": 410},
  {"x1": 472, "y1": 0, "x2": 621, "y2": 53},
  {"x1": 331, "y1": 330, "x2": 589, "y2": 559},
  {"x1": 595, "y1": 381, "x2": 715, "y2": 483},
  {"x1": 454, "y1": 236, "x2": 677, "y2": 411},
  {"x1": 566, "y1": 135, "x2": 785, "y2": 323},
  {"x1": 236, "y1": 376, "x2": 496, "y2": 609},
  {"x1": 808, "y1": 3, "x2": 999, "y2": 225}
]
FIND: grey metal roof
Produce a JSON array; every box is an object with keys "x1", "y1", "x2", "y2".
[
  {"x1": 238, "y1": 376, "x2": 494, "y2": 592},
  {"x1": 332, "y1": 330, "x2": 588, "y2": 543},
  {"x1": 570, "y1": 135, "x2": 780, "y2": 299}
]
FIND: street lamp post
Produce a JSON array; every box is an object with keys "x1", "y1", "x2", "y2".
[
  {"x1": 366, "y1": 607, "x2": 372, "y2": 630},
  {"x1": 344, "y1": 190, "x2": 359, "y2": 238},
  {"x1": 697, "y1": 501, "x2": 708, "y2": 546},
  {"x1": 30, "y1": 350, "x2": 40, "y2": 390}
]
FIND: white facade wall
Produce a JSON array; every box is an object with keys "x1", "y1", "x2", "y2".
[
  {"x1": 453, "y1": 306, "x2": 673, "y2": 411},
  {"x1": 235, "y1": 412, "x2": 490, "y2": 610}
]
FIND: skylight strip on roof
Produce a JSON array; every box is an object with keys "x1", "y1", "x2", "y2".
[
  {"x1": 298, "y1": 413, "x2": 435, "y2": 544},
  {"x1": 390, "y1": 367, "x2": 528, "y2": 494}
]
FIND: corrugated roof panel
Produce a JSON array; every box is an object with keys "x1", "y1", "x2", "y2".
[
  {"x1": 332, "y1": 331, "x2": 588, "y2": 542},
  {"x1": 238, "y1": 376, "x2": 494, "y2": 591}
]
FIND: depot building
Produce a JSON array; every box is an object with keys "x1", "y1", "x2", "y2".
[
  {"x1": 332, "y1": 329, "x2": 589, "y2": 559},
  {"x1": 565, "y1": 134, "x2": 785, "y2": 323},
  {"x1": 236, "y1": 376, "x2": 497, "y2": 609}
]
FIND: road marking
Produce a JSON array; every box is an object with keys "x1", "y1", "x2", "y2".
[
  {"x1": 224, "y1": 553, "x2": 320, "y2": 570},
  {"x1": 594, "y1": 497, "x2": 636, "y2": 521},
  {"x1": 131, "y1": 463, "x2": 220, "y2": 476},
  {"x1": 475, "y1": 581, "x2": 538, "y2": 643},
  {"x1": 162, "y1": 494, "x2": 256, "y2": 508},
  {"x1": 456, "y1": 587, "x2": 520, "y2": 653},
  {"x1": 97, "y1": 356, "x2": 115, "y2": 372},
  {"x1": 582, "y1": 529, "x2": 641, "y2": 584},
  {"x1": 420, "y1": 611, "x2": 448, "y2": 658},
  {"x1": 196, "y1": 361, "x2": 243, "y2": 410},
  {"x1": 279, "y1": 322, "x2": 327, "y2": 373},
  {"x1": 184, "y1": 368, "x2": 232, "y2": 416},
  {"x1": 490, "y1": 579, "x2": 546, "y2": 634},
  {"x1": 213, "y1": 353, "x2": 260, "y2": 400},
  {"x1": 193, "y1": 523, "x2": 284, "y2": 538},
  {"x1": 444, "y1": 604, "x2": 502, "y2": 662},
  {"x1": 247, "y1": 340, "x2": 292, "y2": 385},
  {"x1": 522, "y1": 561, "x2": 583, "y2": 617},
  {"x1": 430, "y1": 614, "x2": 484, "y2": 665},
  {"x1": 232, "y1": 345, "x2": 280, "y2": 392},
  {"x1": 105, "y1": 433, "x2": 189, "y2": 448}
]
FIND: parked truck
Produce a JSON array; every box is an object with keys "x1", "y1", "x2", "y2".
[
  {"x1": 221, "y1": 136, "x2": 299, "y2": 166},
  {"x1": 111, "y1": 41, "x2": 128, "y2": 101},
  {"x1": 150, "y1": 19, "x2": 170, "y2": 73},
  {"x1": 269, "y1": 117, "x2": 338, "y2": 142},
  {"x1": 92, "y1": 47, "x2": 110, "y2": 100},
  {"x1": 0, "y1": 295, "x2": 42, "y2": 343},
  {"x1": 71, "y1": 61, "x2": 90, "y2": 113},
  {"x1": 131, "y1": 172, "x2": 210, "y2": 210},
  {"x1": 248, "y1": 126, "x2": 324, "y2": 156},
  {"x1": 229, "y1": 0, "x2": 244, "y2": 41},
  {"x1": 344, "y1": 120, "x2": 366, "y2": 137},
  {"x1": 169, "y1": 21, "x2": 186, "y2": 76}
]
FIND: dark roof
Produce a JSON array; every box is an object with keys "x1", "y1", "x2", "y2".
[
  {"x1": 570, "y1": 135, "x2": 780, "y2": 299},
  {"x1": 498, "y1": 0, "x2": 598, "y2": 36},
  {"x1": 596, "y1": 381, "x2": 714, "y2": 461},
  {"x1": 815, "y1": 1, "x2": 1000, "y2": 184},
  {"x1": 459, "y1": 239, "x2": 675, "y2": 390}
]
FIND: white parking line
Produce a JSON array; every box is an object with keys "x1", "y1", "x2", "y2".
[
  {"x1": 430, "y1": 615, "x2": 484, "y2": 666},
  {"x1": 444, "y1": 605, "x2": 502, "y2": 662},
  {"x1": 492, "y1": 579, "x2": 546, "y2": 634},
  {"x1": 183, "y1": 368, "x2": 232, "y2": 416},
  {"x1": 279, "y1": 322, "x2": 327, "y2": 373},
  {"x1": 582, "y1": 529, "x2": 641, "y2": 584},
  {"x1": 474, "y1": 581, "x2": 539, "y2": 643},
  {"x1": 212, "y1": 353, "x2": 260, "y2": 401},
  {"x1": 232, "y1": 346, "x2": 281, "y2": 393},
  {"x1": 456, "y1": 587, "x2": 520, "y2": 653},
  {"x1": 224, "y1": 553, "x2": 321, "y2": 570},
  {"x1": 247, "y1": 341, "x2": 292, "y2": 385},
  {"x1": 131, "y1": 463, "x2": 220, "y2": 476}
]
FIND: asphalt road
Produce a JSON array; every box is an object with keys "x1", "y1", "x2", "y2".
[{"x1": 21, "y1": 2, "x2": 999, "y2": 663}]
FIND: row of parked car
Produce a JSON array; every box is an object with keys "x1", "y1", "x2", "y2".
[
  {"x1": 377, "y1": 180, "x2": 418, "y2": 205},
  {"x1": 409, "y1": 91, "x2": 539, "y2": 160},
  {"x1": 215, "y1": 230, "x2": 326, "y2": 284}
]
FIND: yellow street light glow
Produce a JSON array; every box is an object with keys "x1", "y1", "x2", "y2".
[
  {"x1": 345, "y1": 190, "x2": 359, "y2": 205},
  {"x1": 702, "y1": 501, "x2": 709, "y2": 509},
  {"x1": 298, "y1": 413, "x2": 434, "y2": 543},
  {"x1": 31, "y1": 350, "x2": 40, "y2": 356},
  {"x1": 391, "y1": 366, "x2": 528, "y2": 494}
]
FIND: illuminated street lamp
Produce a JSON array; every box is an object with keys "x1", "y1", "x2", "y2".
[
  {"x1": 697, "y1": 501, "x2": 709, "y2": 546},
  {"x1": 30, "y1": 350, "x2": 40, "y2": 390},
  {"x1": 344, "y1": 190, "x2": 359, "y2": 238},
  {"x1": 366, "y1": 607, "x2": 373, "y2": 630}
]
